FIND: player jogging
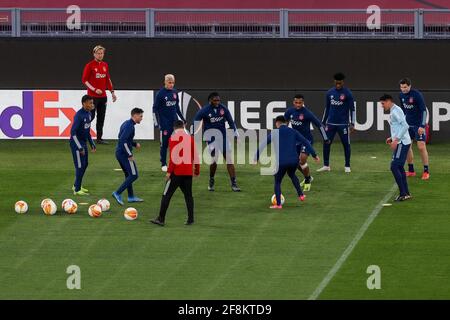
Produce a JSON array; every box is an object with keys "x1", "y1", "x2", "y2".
[
  {"x1": 112, "y1": 108, "x2": 144, "y2": 205},
  {"x1": 82, "y1": 45, "x2": 117, "y2": 145},
  {"x1": 399, "y1": 78, "x2": 430, "y2": 180},
  {"x1": 70, "y1": 95, "x2": 96, "y2": 196},
  {"x1": 284, "y1": 94, "x2": 329, "y2": 191},
  {"x1": 255, "y1": 116, "x2": 320, "y2": 209},
  {"x1": 379, "y1": 94, "x2": 412, "y2": 201},
  {"x1": 153, "y1": 74, "x2": 186, "y2": 172},
  {"x1": 317, "y1": 72, "x2": 355, "y2": 173},
  {"x1": 194, "y1": 92, "x2": 241, "y2": 192}
]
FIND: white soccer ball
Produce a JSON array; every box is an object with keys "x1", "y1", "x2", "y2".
[
  {"x1": 97, "y1": 199, "x2": 110, "y2": 212},
  {"x1": 41, "y1": 198, "x2": 52, "y2": 209},
  {"x1": 124, "y1": 207, "x2": 138, "y2": 221},
  {"x1": 63, "y1": 199, "x2": 78, "y2": 214},
  {"x1": 42, "y1": 199, "x2": 57, "y2": 215},
  {"x1": 15, "y1": 200, "x2": 28, "y2": 214},
  {"x1": 271, "y1": 194, "x2": 285, "y2": 206},
  {"x1": 88, "y1": 204, "x2": 102, "y2": 218},
  {"x1": 62, "y1": 199, "x2": 72, "y2": 209}
]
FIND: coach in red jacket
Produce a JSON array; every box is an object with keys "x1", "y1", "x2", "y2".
[
  {"x1": 82, "y1": 45, "x2": 117, "y2": 144},
  {"x1": 151, "y1": 120, "x2": 200, "y2": 226}
]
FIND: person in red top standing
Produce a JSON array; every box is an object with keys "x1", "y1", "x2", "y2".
[
  {"x1": 82, "y1": 45, "x2": 117, "y2": 144},
  {"x1": 151, "y1": 120, "x2": 200, "y2": 226}
]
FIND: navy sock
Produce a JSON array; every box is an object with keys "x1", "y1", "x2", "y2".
[
  {"x1": 408, "y1": 163, "x2": 414, "y2": 173},
  {"x1": 424, "y1": 165, "x2": 429, "y2": 173},
  {"x1": 230, "y1": 176, "x2": 236, "y2": 184}
]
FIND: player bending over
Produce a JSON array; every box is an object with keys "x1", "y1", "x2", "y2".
[
  {"x1": 379, "y1": 94, "x2": 412, "y2": 201},
  {"x1": 284, "y1": 94, "x2": 329, "y2": 191},
  {"x1": 255, "y1": 116, "x2": 320, "y2": 209}
]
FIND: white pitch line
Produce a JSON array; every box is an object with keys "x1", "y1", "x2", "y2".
[{"x1": 308, "y1": 183, "x2": 397, "y2": 300}]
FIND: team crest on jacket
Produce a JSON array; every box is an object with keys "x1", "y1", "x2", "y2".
[
  {"x1": 173, "y1": 93, "x2": 177, "y2": 99},
  {"x1": 299, "y1": 114, "x2": 304, "y2": 120},
  {"x1": 340, "y1": 94, "x2": 345, "y2": 101},
  {"x1": 409, "y1": 97, "x2": 414, "y2": 103},
  {"x1": 220, "y1": 109, "x2": 225, "y2": 116}
]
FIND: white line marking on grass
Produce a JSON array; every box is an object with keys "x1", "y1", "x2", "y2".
[{"x1": 308, "y1": 183, "x2": 397, "y2": 300}]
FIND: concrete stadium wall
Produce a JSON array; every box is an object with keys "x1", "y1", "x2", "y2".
[{"x1": 0, "y1": 38, "x2": 449, "y2": 141}]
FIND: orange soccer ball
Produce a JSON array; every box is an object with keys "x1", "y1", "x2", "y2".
[
  {"x1": 88, "y1": 204, "x2": 102, "y2": 218},
  {"x1": 124, "y1": 207, "x2": 138, "y2": 221}
]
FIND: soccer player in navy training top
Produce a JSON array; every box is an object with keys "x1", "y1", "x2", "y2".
[
  {"x1": 379, "y1": 94, "x2": 412, "y2": 201},
  {"x1": 112, "y1": 108, "x2": 144, "y2": 205},
  {"x1": 70, "y1": 95, "x2": 96, "y2": 196},
  {"x1": 317, "y1": 73, "x2": 356, "y2": 173},
  {"x1": 284, "y1": 94, "x2": 329, "y2": 191},
  {"x1": 399, "y1": 78, "x2": 430, "y2": 180},
  {"x1": 153, "y1": 74, "x2": 186, "y2": 172},
  {"x1": 255, "y1": 116, "x2": 320, "y2": 209},
  {"x1": 194, "y1": 92, "x2": 241, "y2": 192}
]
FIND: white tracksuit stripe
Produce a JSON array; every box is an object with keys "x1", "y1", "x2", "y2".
[
  {"x1": 163, "y1": 179, "x2": 171, "y2": 196},
  {"x1": 129, "y1": 160, "x2": 137, "y2": 175},
  {"x1": 396, "y1": 143, "x2": 403, "y2": 159},
  {"x1": 75, "y1": 150, "x2": 82, "y2": 169},
  {"x1": 124, "y1": 143, "x2": 132, "y2": 156},
  {"x1": 73, "y1": 135, "x2": 82, "y2": 149},
  {"x1": 320, "y1": 127, "x2": 326, "y2": 139}
]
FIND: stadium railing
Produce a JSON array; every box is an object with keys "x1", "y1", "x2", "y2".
[{"x1": 0, "y1": 8, "x2": 450, "y2": 39}]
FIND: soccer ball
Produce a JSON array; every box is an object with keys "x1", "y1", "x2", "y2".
[
  {"x1": 41, "y1": 198, "x2": 52, "y2": 209},
  {"x1": 61, "y1": 199, "x2": 72, "y2": 209},
  {"x1": 88, "y1": 204, "x2": 102, "y2": 218},
  {"x1": 42, "y1": 199, "x2": 57, "y2": 215},
  {"x1": 15, "y1": 200, "x2": 28, "y2": 214},
  {"x1": 271, "y1": 194, "x2": 285, "y2": 206},
  {"x1": 124, "y1": 207, "x2": 138, "y2": 221},
  {"x1": 97, "y1": 199, "x2": 110, "y2": 212},
  {"x1": 63, "y1": 199, "x2": 78, "y2": 214}
]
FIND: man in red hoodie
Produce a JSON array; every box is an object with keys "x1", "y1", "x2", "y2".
[
  {"x1": 82, "y1": 45, "x2": 117, "y2": 144},
  {"x1": 151, "y1": 120, "x2": 200, "y2": 226}
]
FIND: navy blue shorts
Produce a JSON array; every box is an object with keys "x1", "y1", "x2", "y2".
[
  {"x1": 325, "y1": 124, "x2": 350, "y2": 144},
  {"x1": 296, "y1": 141, "x2": 313, "y2": 156},
  {"x1": 408, "y1": 126, "x2": 426, "y2": 142},
  {"x1": 207, "y1": 135, "x2": 231, "y2": 158}
]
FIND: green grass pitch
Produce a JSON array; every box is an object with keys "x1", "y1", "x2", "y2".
[{"x1": 0, "y1": 140, "x2": 449, "y2": 299}]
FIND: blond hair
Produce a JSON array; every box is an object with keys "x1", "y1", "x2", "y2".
[
  {"x1": 164, "y1": 74, "x2": 175, "y2": 82},
  {"x1": 93, "y1": 45, "x2": 105, "y2": 53}
]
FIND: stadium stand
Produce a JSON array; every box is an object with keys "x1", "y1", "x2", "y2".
[{"x1": 1, "y1": 0, "x2": 450, "y2": 38}]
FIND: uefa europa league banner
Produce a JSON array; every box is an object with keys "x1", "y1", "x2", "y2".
[
  {"x1": 0, "y1": 90, "x2": 154, "y2": 140},
  {"x1": 1, "y1": 89, "x2": 449, "y2": 141}
]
